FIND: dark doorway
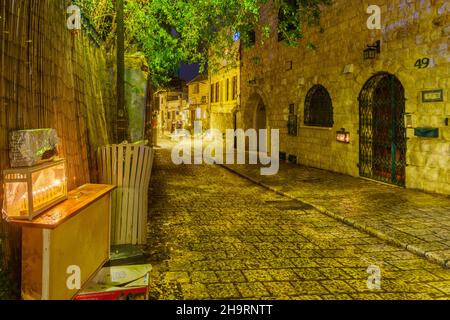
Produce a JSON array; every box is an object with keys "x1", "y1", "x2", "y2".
[
  {"x1": 255, "y1": 101, "x2": 267, "y2": 153},
  {"x1": 359, "y1": 73, "x2": 406, "y2": 186},
  {"x1": 255, "y1": 101, "x2": 267, "y2": 131}
]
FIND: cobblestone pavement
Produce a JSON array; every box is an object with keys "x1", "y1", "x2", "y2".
[
  {"x1": 222, "y1": 155, "x2": 450, "y2": 267},
  {"x1": 146, "y1": 141, "x2": 450, "y2": 300}
]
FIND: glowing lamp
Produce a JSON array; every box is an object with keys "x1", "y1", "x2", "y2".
[
  {"x1": 2, "y1": 159, "x2": 68, "y2": 220},
  {"x1": 336, "y1": 128, "x2": 350, "y2": 144},
  {"x1": 363, "y1": 40, "x2": 381, "y2": 60}
]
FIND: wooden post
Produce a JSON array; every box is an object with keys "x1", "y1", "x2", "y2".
[{"x1": 116, "y1": 0, "x2": 128, "y2": 143}]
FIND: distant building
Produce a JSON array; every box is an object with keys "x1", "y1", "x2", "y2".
[
  {"x1": 209, "y1": 64, "x2": 240, "y2": 134},
  {"x1": 155, "y1": 79, "x2": 188, "y2": 134},
  {"x1": 208, "y1": 39, "x2": 241, "y2": 134},
  {"x1": 187, "y1": 74, "x2": 209, "y2": 131}
]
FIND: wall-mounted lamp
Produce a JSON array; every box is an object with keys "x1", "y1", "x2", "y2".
[
  {"x1": 405, "y1": 114, "x2": 413, "y2": 128},
  {"x1": 363, "y1": 40, "x2": 381, "y2": 60},
  {"x1": 343, "y1": 64, "x2": 354, "y2": 74},
  {"x1": 336, "y1": 128, "x2": 350, "y2": 143}
]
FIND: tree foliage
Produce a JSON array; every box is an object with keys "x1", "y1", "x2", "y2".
[{"x1": 77, "y1": 0, "x2": 330, "y2": 87}]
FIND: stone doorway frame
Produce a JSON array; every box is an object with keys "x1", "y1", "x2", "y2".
[
  {"x1": 242, "y1": 91, "x2": 270, "y2": 153},
  {"x1": 358, "y1": 72, "x2": 407, "y2": 187}
]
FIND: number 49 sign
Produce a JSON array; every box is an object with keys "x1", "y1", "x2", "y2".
[{"x1": 415, "y1": 58, "x2": 432, "y2": 69}]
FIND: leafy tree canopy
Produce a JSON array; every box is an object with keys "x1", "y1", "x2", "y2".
[{"x1": 76, "y1": 0, "x2": 330, "y2": 87}]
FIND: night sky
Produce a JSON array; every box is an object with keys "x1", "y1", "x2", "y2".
[{"x1": 179, "y1": 63, "x2": 200, "y2": 82}]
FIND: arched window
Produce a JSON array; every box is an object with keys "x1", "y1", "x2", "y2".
[{"x1": 304, "y1": 85, "x2": 334, "y2": 127}]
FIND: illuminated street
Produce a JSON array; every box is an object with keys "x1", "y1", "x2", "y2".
[
  {"x1": 1, "y1": 0, "x2": 449, "y2": 305},
  {"x1": 147, "y1": 140, "x2": 450, "y2": 300}
]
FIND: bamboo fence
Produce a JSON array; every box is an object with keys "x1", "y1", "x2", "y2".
[{"x1": 0, "y1": 0, "x2": 111, "y2": 298}]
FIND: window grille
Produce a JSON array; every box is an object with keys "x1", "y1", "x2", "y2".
[{"x1": 304, "y1": 85, "x2": 334, "y2": 127}]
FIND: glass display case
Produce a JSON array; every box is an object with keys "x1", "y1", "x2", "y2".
[{"x1": 2, "y1": 159, "x2": 67, "y2": 220}]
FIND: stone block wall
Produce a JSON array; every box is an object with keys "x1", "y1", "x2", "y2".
[
  {"x1": 188, "y1": 77, "x2": 209, "y2": 129},
  {"x1": 240, "y1": 0, "x2": 450, "y2": 194},
  {"x1": 210, "y1": 64, "x2": 240, "y2": 133}
]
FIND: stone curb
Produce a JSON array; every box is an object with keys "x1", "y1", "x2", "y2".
[{"x1": 220, "y1": 164, "x2": 449, "y2": 269}]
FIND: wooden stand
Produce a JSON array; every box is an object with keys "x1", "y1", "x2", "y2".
[{"x1": 10, "y1": 184, "x2": 115, "y2": 300}]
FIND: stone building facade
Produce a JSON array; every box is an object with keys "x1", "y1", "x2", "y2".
[
  {"x1": 238, "y1": 0, "x2": 450, "y2": 195},
  {"x1": 187, "y1": 74, "x2": 210, "y2": 130},
  {"x1": 156, "y1": 87, "x2": 188, "y2": 134},
  {"x1": 209, "y1": 62, "x2": 241, "y2": 133}
]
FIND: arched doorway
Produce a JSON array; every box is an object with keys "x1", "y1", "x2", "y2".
[
  {"x1": 243, "y1": 92, "x2": 269, "y2": 152},
  {"x1": 359, "y1": 73, "x2": 406, "y2": 186},
  {"x1": 254, "y1": 99, "x2": 268, "y2": 153}
]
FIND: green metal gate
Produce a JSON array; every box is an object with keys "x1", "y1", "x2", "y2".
[{"x1": 358, "y1": 73, "x2": 407, "y2": 186}]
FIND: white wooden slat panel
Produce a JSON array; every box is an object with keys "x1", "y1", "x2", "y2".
[
  {"x1": 128, "y1": 146, "x2": 139, "y2": 244},
  {"x1": 140, "y1": 149, "x2": 153, "y2": 244},
  {"x1": 96, "y1": 149, "x2": 102, "y2": 183},
  {"x1": 138, "y1": 147, "x2": 150, "y2": 243},
  {"x1": 116, "y1": 145, "x2": 124, "y2": 243},
  {"x1": 133, "y1": 146, "x2": 145, "y2": 244},
  {"x1": 113, "y1": 145, "x2": 119, "y2": 241},
  {"x1": 101, "y1": 147, "x2": 106, "y2": 183},
  {"x1": 99, "y1": 144, "x2": 154, "y2": 245},
  {"x1": 120, "y1": 145, "x2": 132, "y2": 244},
  {"x1": 106, "y1": 146, "x2": 111, "y2": 184},
  {"x1": 112, "y1": 145, "x2": 118, "y2": 186}
]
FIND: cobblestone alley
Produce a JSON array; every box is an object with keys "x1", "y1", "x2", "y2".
[{"x1": 146, "y1": 142, "x2": 450, "y2": 300}]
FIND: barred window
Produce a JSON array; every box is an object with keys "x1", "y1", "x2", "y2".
[{"x1": 304, "y1": 85, "x2": 333, "y2": 127}]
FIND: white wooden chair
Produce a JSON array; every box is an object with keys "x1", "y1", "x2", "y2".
[{"x1": 97, "y1": 144, "x2": 154, "y2": 245}]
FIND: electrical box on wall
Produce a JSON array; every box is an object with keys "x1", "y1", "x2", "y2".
[
  {"x1": 288, "y1": 115, "x2": 298, "y2": 136},
  {"x1": 287, "y1": 104, "x2": 298, "y2": 136},
  {"x1": 414, "y1": 127, "x2": 439, "y2": 138}
]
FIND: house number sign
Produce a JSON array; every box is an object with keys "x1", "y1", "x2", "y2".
[
  {"x1": 415, "y1": 58, "x2": 431, "y2": 69},
  {"x1": 422, "y1": 89, "x2": 443, "y2": 103}
]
